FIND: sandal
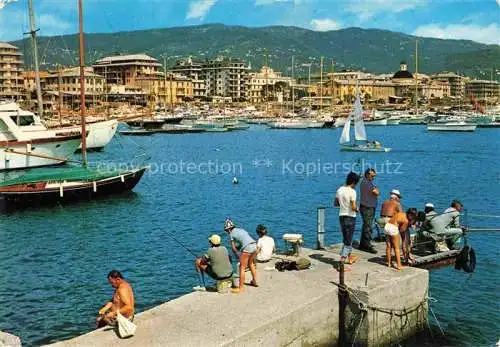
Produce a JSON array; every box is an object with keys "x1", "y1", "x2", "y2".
[
  {"x1": 249, "y1": 281, "x2": 259, "y2": 287},
  {"x1": 346, "y1": 254, "x2": 359, "y2": 265}
]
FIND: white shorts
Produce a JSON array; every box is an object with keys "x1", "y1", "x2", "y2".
[{"x1": 384, "y1": 222, "x2": 399, "y2": 236}]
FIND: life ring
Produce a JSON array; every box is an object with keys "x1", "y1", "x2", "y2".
[{"x1": 455, "y1": 245, "x2": 476, "y2": 273}]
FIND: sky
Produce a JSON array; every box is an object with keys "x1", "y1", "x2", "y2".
[{"x1": 0, "y1": 0, "x2": 499, "y2": 45}]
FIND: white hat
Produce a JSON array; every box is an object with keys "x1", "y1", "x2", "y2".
[
  {"x1": 390, "y1": 189, "x2": 402, "y2": 198},
  {"x1": 425, "y1": 203, "x2": 434, "y2": 208}
]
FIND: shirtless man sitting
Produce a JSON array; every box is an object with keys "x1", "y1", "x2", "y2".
[{"x1": 96, "y1": 270, "x2": 135, "y2": 328}]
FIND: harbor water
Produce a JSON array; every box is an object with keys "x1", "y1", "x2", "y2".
[{"x1": 0, "y1": 125, "x2": 499, "y2": 346}]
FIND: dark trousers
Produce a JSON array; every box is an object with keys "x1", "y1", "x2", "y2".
[
  {"x1": 339, "y1": 216, "x2": 356, "y2": 258},
  {"x1": 360, "y1": 205, "x2": 375, "y2": 248}
]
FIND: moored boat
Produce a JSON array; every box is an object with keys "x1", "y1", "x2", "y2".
[
  {"x1": 0, "y1": 0, "x2": 147, "y2": 211},
  {"x1": 0, "y1": 101, "x2": 82, "y2": 171},
  {"x1": 0, "y1": 166, "x2": 146, "y2": 211},
  {"x1": 427, "y1": 122, "x2": 477, "y2": 132}
]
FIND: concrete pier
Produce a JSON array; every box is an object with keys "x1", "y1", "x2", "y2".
[
  {"x1": 49, "y1": 245, "x2": 428, "y2": 347},
  {"x1": 0, "y1": 331, "x2": 21, "y2": 347}
]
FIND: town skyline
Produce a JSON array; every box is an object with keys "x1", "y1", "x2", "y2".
[{"x1": 0, "y1": 0, "x2": 499, "y2": 45}]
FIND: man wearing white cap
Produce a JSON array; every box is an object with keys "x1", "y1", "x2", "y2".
[
  {"x1": 195, "y1": 234, "x2": 233, "y2": 281},
  {"x1": 380, "y1": 189, "x2": 402, "y2": 219}
]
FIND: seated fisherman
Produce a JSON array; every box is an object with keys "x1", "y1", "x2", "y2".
[
  {"x1": 255, "y1": 224, "x2": 275, "y2": 262},
  {"x1": 425, "y1": 200, "x2": 464, "y2": 251},
  {"x1": 195, "y1": 234, "x2": 233, "y2": 281}
]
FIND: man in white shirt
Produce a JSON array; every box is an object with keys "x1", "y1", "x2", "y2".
[
  {"x1": 334, "y1": 171, "x2": 360, "y2": 267},
  {"x1": 255, "y1": 224, "x2": 275, "y2": 262}
]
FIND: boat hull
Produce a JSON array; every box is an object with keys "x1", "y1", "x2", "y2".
[
  {"x1": 0, "y1": 137, "x2": 81, "y2": 171},
  {"x1": 427, "y1": 124, "x2": 477, "y2": 132},
  {"x1": 268, "y1": 122, "x2": 309, "y2": 129},
  {"x1": 0, "y1": 167, "x2": 146, "y2": 211},
  {"x1": 365, "y1": 119, "x2": 388, "y2": 126},
  {"x1": 340, "y1": 144, "x2": 391, "y2": 152},
  {"x1": 79, "y1": 119, "x2": 118, "y2": 150}
]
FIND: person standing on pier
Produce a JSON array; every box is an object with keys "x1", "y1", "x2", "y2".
[
  {"x1": 359, "y1": 168, "x2": 379, "y2": 254},
  {"x1": 224, "y1": 218, "x2": 258, "y2": 293},
  {"x1": 334, "y1": 172, "x2": 360, "y2": 269},
  {"x1": 96, "y1": 270, "x2": 135, "y2": 328}
]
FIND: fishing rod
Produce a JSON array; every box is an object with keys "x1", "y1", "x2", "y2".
[
  {"x1": 162, "y1": 229, "x2": 210, "y2": 290},
  {"x1": 163, "y1": 229, "x2": 199, "y2": 258}
]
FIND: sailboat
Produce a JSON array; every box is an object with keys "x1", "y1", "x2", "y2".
[
  {"x1": 339, "y1": 92, "x2": 391, "y2": 152},
  {"x1": 0, "y1": 0, "x2": 147, "y2": 211}
]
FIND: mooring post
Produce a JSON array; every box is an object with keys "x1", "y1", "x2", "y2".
[
  {"x1": 317, "y1": 207, "x2": 326, "y2": 250},
  {"x1": 338, "y1": 261, "x2": 347, "y2": 347}
]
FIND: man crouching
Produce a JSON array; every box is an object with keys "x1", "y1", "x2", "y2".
[
  {"x1": 195, "y1": 234, "x2": 233, "y2": 283},
  {"x1": 96, "y1": 270, "x2": 135, "y2": 328}
]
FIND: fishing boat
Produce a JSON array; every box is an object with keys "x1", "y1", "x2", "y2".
[
  {"x1": 427, "y1": 122, "x2": 477, "y2": 132},
  {"x1": 339, "y1": 92, "x2": 391, "y2": 152},
  {"x1": 0, "y1": 0, "x2": 147, "y2": 211},
  {"x1": 0, "y1": 101, "x2": 82, "y2": 170},
  {"x1": 372, "y1": 215, "x2": 475, "y2": 272}
]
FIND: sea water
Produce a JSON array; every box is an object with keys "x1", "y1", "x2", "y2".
[{"x1": 0, "y1": 125, "x2": 498, "y2": 346}]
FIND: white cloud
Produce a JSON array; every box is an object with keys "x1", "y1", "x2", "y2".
[
  {"x1": 310, "y1": 18, "x2": 341, "y2": 31},
  {"x1": 38, "y1": 14, "x2": 72, "y2": 36},
  {"x1": 345, "y1": 0, "x2": 427, "y2": 21},
  {"x1": 414, "y1": 23, "x2": 499, "y2": 45},
  {"x1": 186, "y1": 0, "x2": 217, "y2": 20},
  {"x1": 0, "y1": 0, "x2": 17, "y2": 10}
]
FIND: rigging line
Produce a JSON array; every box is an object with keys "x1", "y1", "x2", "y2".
[
  {"x1": 429, "y1": 306, "x2": 445, "y2": 336},
  {"x1": 467, "y1": 213, "x2": 500, "y2": 218}
]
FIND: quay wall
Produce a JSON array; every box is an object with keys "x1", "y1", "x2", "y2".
[{"x1": 44, "y1": 245, "x2": 428, "y2": 347}]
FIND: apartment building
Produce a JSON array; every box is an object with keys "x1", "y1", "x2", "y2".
[
  {"x1": 246, "y1": 66, "x2": 294, "y2": 103},
  {"x1": 93, "y1": 54, "x2": 162, "y2": 85},
  {"x1": 0, "y1": 42, "x2": 24, "y2": 100}
]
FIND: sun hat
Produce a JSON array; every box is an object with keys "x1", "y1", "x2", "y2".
[
  {"x1": 208, "y1": 234, "x2": 221, "y2": 246},
  {"x1": 425, "y1": 203, "x2": 434, "y2": 208},
  {"x1": 390, "y1": 189, "x2": 402, "y2": 198},
  {"x1": 224, "y1": 218, "x2": 234, "y2": 231}
]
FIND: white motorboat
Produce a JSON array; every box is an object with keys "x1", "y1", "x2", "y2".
[
  {"x1": 268, "y1": 118, "x2": 310, "y2": 129},
  {"x1": 364, "y1": 118, "x2": 388, "y2": 126},
  {"x1": 0, "y1": 101, "x2": 82, "y2": 170},
  {"x1": 427, "y1": 122, "x2": 477, "y2": 132},
  {"x1": 339, "y1": 92, "x2": 391, "y2": 152},
  {"x1": 52, "y1": 119, "x2": 118, "y2": 151}
]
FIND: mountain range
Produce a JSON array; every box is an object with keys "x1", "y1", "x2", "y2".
[{"x1": 9, "y1": 24, "x2": 500, "y2": 80}]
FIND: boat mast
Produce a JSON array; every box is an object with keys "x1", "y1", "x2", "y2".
[
  {"x1": 330, "y1": 59, "x2": 334, "y2": 111},
  {"x1": 291, "y1": 55, "x2": 295, "y2": 115},
  {"x1": 27, "y1": 0, "x2": 44, "y2": 118},
  {"x1": 265, "y1": 49, "x2": 268, "y2": 113},
  {"x1": 163, "y1": 53, "x2": 168, "y2": 111},
  {"x1": 307, "y1": 63, "x2": 311, "y2": 110},
  {"x1": 57, "y1": 65, "x2": 62, "y2": 124},
  {"x1": 415, "y1": 40, "x2": 418, "y2": 117},
  {"x1": 320, "y1": 56, "x2": 323, "y2": 113},
  {"x1": 78, "y1": 0, "x2": 88, "y2": 167}
]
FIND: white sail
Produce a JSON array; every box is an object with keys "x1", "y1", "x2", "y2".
[
  {"x1": 353, "y1": 94, "x2": 367, "y2": 141},
  {"x1": 339, "y1": 116, "x2": 351, "y2": 144}
]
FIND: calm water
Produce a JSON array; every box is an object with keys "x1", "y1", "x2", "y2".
[{"x1": 0, "y1": 125, "x2": 499, "y2": 346}]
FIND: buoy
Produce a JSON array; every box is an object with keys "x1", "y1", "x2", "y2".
[{"x1": 232, "y1": 177, "x2": 239, "y2": 184}]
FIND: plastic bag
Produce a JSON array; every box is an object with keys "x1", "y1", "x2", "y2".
[{"x1": 117, "y1": 310, "x2": 136, "y2": 338}]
